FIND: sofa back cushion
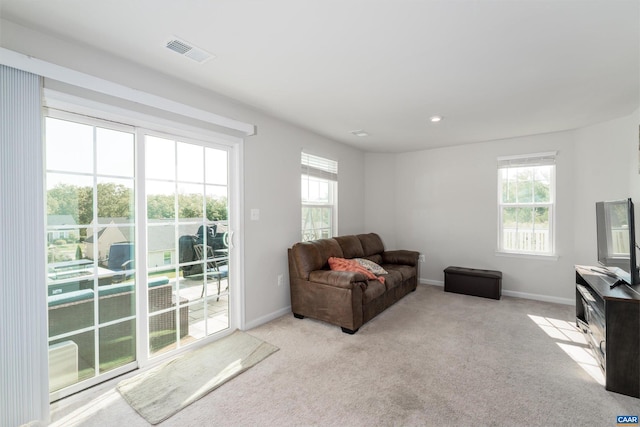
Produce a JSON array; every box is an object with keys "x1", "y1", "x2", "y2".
[
  {"x1": 334, "y1": 235, "x2": 365, "y2": 259},
  {"x1": 358, "y1": 233, "x2": 385, "y2": 257},
  {"x1": 291, "y1": 238, "x2": 344, "y2": 279}
]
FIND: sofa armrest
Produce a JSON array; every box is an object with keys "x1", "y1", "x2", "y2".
[
  {"x1": 382, "y1": 250, "x2": 420, "y2": 266},
  {"x1": 308, "y1": 270, "x2": 368, "y2": 289}
]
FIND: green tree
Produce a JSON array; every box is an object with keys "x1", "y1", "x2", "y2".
[
  {"x1": 178, "y1": 193, "x2": 203, "y2": 219},
  {"x1": 147, "y1": 194, "x2": 175, "y2": 219},
  {"x1": 206, "y1": 197, "x2": 228, "y2": 221},
  {"x1": 97, "y1": 183, "x2": 133, "y2": 219},
  {"x1": 50, "y1": 184, "x2": 227, "y2": 225},
  {"x1": 501, "y1": 166, "x2": 551, "y2": 226},
  {"x1": 47, "y1": 183, "x2": 93, "y2": 225},
  {"x1": 48, "y1": 183, "x2": 135, "y2": 224}
]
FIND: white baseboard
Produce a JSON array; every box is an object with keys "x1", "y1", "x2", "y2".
[
  {"x1": 419, "y1": 278, "x2": 573, "y2": 306},
  {"x1": 244, "y1": 306, "x2": 292, "y2": 330},
  {"x1": 500, "y1": 290, "x2": 573, "y2": 305}
]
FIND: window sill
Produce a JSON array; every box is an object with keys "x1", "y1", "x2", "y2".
[{"x1": 494, "y1": 250, "x2": 559, "y2": 261}]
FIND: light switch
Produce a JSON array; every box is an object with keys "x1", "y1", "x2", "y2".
[{"x1": 250, "y1": 209, "x2": 260, "y2": 221}]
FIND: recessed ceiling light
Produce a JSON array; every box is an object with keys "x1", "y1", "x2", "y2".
[
  {"x1": 429, "y1": 115, "x2": 443, "y2": 123},
  {"x1": 350, "y1": 130, "x2": 369, "y2": 137}
]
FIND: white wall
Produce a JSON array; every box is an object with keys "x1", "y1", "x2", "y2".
[
  {"x1": 366, "y1": 111, "x2": 639, "y2": 304},
  {"x1": 242, "y1": 117, "x2": 365, "y2": 326},
  {"x1": 572, "y1": 112, "x2": 640, "y2": 266},
  {"x1": 1, "y1": 19, "x2": 365, "y2": 327},
  {"x1": 363, "y1": 153, "x2": 397, "y2": 249}
]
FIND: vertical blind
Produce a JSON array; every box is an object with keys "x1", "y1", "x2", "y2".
[{"x1": 0, "y1": 65, "x2": 49, "y2": 425}]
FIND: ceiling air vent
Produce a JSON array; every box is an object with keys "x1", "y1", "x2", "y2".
[{"x1": 165, "y1": 37, "x2": 215, "y2": 64}]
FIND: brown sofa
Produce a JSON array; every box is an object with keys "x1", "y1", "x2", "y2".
[{"x1": 288, "y1": 233, "x2": 419, "y2": 334}]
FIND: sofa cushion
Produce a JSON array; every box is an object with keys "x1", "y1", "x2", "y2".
[
  {"x1": 358, "y1": 233, "x2": 385, "y2": 257},
  {"x1": 149, "y1": 276, "x2": 170, "y2": 287},
  {"x1": 335, "y1": 235, "x2": 365, "y2": 258},
  {"x1": 382, "y1": 270, "x2": 403, "y2": 290},
  {"x1": 98, "y1": 283, "x2": 134, "y2": 297},
  {"x1": 48, "y1": 289, "x2": 94, "y2": 307},
  {"x1": 355, "y1": 258, "x2": 388, "y2": 275},
  {"x1": 362, "y1": 254, "x2": 383, "y2": 265},
  {"x1": 328, "y1": 257, "x2": 384, "y2": 284},
  {"x1": 383, "y1": 264, "x2": 417, "y2": 281},
  {"x1": 382, "y1": 250, "x2": 419, "y2": 266},
  {"x1": 314, "y1": 239, "x2": 344, "y2": 268},
  {"x1": 309, "y1": 269, "x2": 368, "y2": 288}
]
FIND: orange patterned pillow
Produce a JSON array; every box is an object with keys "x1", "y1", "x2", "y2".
[{"x1": 328, "y1": 257, "x2": 385, "y2": 284}]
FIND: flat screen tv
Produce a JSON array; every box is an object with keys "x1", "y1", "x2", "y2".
[{"x1": 596, "y1": 198, "x2": 639, "y2": 286}]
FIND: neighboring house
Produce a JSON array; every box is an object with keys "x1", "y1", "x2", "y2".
[
  {"x1": 147, "y1": 220, "x2": 178, "y2": 268},
  {"x1": 84, "y1": 218, "x2": 131, "y2": 265},
  {"x1": 46, "y1": 215, "x2": 79, "y2": 243}
]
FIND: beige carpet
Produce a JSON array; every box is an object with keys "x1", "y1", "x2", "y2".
[
  {"x1": 51, "y1": 285, "x2": 640, "y2": 426},
  {"x1": 116, "y1": 330, "x2": 278, "y2": 424}
]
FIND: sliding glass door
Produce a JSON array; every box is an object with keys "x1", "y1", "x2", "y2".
[
  {"x1": 46, "y1": 114, "x2": 137, "y2": 394},
  {"x1": 144, "y1": 132, "x2": 231, "y2": 356},
  {"x1": 45, "y1": 110, "x2": 235, "y2": 399}
]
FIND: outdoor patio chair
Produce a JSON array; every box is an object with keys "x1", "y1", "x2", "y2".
[{"x1": 192, "y1": 243, "x2": 229, "y2": 300}]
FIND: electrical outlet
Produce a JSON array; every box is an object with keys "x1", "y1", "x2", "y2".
[
  {"x1": 418, "y1": 254, "x2": 425, "y2": 263},
  {"x1": 277, "y1": 274, "x2": 284, "y2": 287}
]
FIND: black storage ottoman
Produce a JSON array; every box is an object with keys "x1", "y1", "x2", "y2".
[{"x1": 444, "y1": 266, "x2": 502, "y2": 300}]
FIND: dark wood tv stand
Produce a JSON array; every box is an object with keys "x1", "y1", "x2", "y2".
[{"x1": 575, "y1": 265, "x2": 640, "y2": 398}]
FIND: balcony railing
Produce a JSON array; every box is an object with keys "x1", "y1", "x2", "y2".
[
  {"x1": 503, "y1": 228, "x2": 629, "y2": 255},
  {"x1": 611, "y1": 229, "x2": 630, "y2": 255},
  {"x1": 503, "y1": 229, "x2": 549, "y2": 253}
]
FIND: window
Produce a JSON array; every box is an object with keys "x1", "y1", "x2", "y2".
[
  {"x1": 497, "y1": 152, "x2": 556, "y2": 255},
  {"x1": 301, "y1": 152, "x2": 338, "y2": 241}
]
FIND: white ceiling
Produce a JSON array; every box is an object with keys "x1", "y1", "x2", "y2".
[{"x1": 1, "y1": 0, "x2": 638, "y2": 153}]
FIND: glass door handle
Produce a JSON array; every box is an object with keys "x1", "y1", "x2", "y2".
[
  {"x1": 220, "y1": 231, "x2": 233, "y2": 251},
  {"x1": 227, "y1": 230, "x2": 235, "y2": 249}
]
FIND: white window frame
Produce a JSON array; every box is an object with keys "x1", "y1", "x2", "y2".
[
  {"x1": 496, "y1": 151, "x2": 557, "y2": 259},
  {"x1": 301, "y1": 152, "x2": 338, "y2": 241}
]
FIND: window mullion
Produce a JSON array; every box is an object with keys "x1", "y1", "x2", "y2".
[
  {"x1": 135, "y1": 129, "x2": 149, "y2": 365},
  {"x1": 91, "y1": 125, "x2": 100, "y2": 379}
]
